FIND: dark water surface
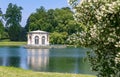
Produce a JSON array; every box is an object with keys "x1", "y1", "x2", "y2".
[{"x1": 0, "y1": 46, "x2": 95, "y2": 75}]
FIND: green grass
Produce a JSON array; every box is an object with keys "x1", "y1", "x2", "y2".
[
  {"x1": 0, "y1": 42, "x2": 26, "y2": 46},
  {"x1": 0, "y1": 66, "x2": 96, "y2": 77},
  {"x1": 0, "y1": 39, "x2": 26, "y2": 46},
  {"x1": 0, "y1": 39, "x2": 11, "y2": 42}
]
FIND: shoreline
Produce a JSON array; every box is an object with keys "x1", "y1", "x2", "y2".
[
  {"x1": 0, "y1": 41, "x2": 80, "y2": 48},
  {"x1": 0, "y1": 41, "x2": 26, "y2": 46},
  {"x1": 25, "y1": 45, "x2": 67, "y2": 49}
]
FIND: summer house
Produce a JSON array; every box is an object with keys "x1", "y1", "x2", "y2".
[{"x1": 27, "y1": 30, "x2": 49, "y2": 46}]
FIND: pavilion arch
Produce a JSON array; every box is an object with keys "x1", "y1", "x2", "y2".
[
  {"x1": 35, "y1": 36, "x2": 39, "y2": 45},
  {"x1": 42, "y1": 36, "x2": 45, "y2": 45}
]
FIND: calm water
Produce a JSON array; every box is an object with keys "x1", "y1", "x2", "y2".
[{"x1": 0, "y1": 46, "x2": 94, "y2": 75}]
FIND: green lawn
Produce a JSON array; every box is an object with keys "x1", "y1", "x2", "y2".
[
  {"x1": 0, "y1": 66, "x2": 96, "y2": 77},
  {"x1": 0, "y1": 41, "x2": 26, "y2": 46}
]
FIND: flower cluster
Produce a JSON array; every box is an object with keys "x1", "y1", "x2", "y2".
[
  {"x1": 115, "y1": 52, "x2": 120, "y2": 64},
  {"x1": 96, "y1": 1, "x2": 120, "y2": 21}
]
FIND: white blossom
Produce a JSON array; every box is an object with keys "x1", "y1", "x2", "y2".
[{"x1": 115, "y1": 52, "x2": 120, "y2": 64}]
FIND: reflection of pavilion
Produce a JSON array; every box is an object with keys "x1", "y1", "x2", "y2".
[{"x1": 27, "y1": 49, "x2": 49, "y2": 71}]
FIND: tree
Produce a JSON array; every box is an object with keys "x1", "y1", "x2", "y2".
[
  {"x1": 69, "y1": 0, "x2": 120, "y2": 77},
  {"x1": 0, "y1": 8, "x2": 2, "y2": 19},
  {"x1": 25, "y1": 6, "x2": 78, "y2": 34},
  {"x1": 54, "y1": 7, "x2": 75, "y2": 33},
  {"x1": 50, "y1": 32, "x2": 68, "y2": 44},
  {"x1": 46, "y1": 9, "x2": 57, "y2": 32},
  {"x1": 19, "y1": 27, "x2": 27, "y2": 41},
  {"x1": 0, "y1": 8, "x2": 5, "y2": 40},
  {"x1": 4, "y1": 3, "x2": 23, "y2": 41},
  {"x1": 25, "y1": 6, "x2": 47, "y2": 31},
  {"x1": 0, "y1": 21, "x2": 4, "y2": 40}
]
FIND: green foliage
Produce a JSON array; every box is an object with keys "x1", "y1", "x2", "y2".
[
  {"x1": 0, "y1": 8, "x2": 5, "y2": 40},
  {"x1": 0, "y1": 8, "x2": 2, "y2": 17},
  {"x1": 54, "y1": 7, "x2": 75, "y2": 33},
  {"x1": 5, "y1": 3, "x2": 22, "y2": 27},
  {"x1": 26, "y1": 6, "x2": 76, "y2": 33},
  {"x1": 19, "y1": 27, "x2": 27, "y2": 41},
  {"x1": 69, "y1": 0, "x2": 120, "y2": 77},
  {"x1": 8, "y1": 25, "x2": 21, "y2": 41},
  {"x1": 25, "y1": 6, "x2": 80, "y2": 44},
  {"x1": 0, "y1": 21, "x2": 4, "y2": 39},
  {"x1": 50, "y1": 32, "x2": 68, "y2": 44},
  {"x1": 67, "y1": 32, "x2": 81, "y2": 45},
  {"x1": 25, "y1": 6, "x2": 48, "y2": 31},
  {"x1": 4, "y1": 3, "x2": 23, "y2": 41}
]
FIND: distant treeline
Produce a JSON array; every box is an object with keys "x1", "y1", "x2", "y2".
[{"x1": 0, "y1": 3, "x2": 81, "y2": 44}]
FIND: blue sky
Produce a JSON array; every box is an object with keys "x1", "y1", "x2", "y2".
[{"x1": 0, "y1": 0, "x2": 69, "y2": 26}]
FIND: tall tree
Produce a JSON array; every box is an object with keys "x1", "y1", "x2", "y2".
[
  {"x1": 0, "y1": 21, "x2": 4, "y2": 40},
  {"x1": 25, "y1": 6, "x2": 78, "y2": 34},
  {"x1": 69, "y1": 0, "x2": 120, "y2": 77},
  {"x1": 54, "y1": 7, "x2": 74, "y2": 33},
  {"x1": 0, "y1": 8, "x2": 5, "y2": 40},
  {"x1": 46, "y1": 9, "x2": 57, "y2": 32},
  {"x1": 0, "y1": 8, "x2": 2, "y2": 18},
  {"x1": 25, "y1": 6, "x2": 47, "y2": 31},
  {"x1": 5, "y1": 3, "x2": 23, "y2": 41}
]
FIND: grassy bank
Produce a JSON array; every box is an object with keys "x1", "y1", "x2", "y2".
[
  {"x1": 0, "y1": 66, "x2": 96, "y2": 77},
  {"x1": 0, "y1": 42, "x2": 26, "y2": 46}
]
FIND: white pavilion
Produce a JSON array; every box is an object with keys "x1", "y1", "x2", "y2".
[{"x1": 27, "y1": 30, "x2": 49, "y2": 46}]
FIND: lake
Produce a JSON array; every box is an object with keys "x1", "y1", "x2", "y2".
[{"x1": 0, "y1": 46, "x2": 95, "y2": 75}]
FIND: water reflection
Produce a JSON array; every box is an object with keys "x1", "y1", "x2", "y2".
[
  {"x1": 27, "y1": 49, "x2": 49, "y2": 71},
  {"x1": 0, "y1": 47, "x2": 95, "y2": 75},
  {"x1": 0, "y1": 47, "x2": 28, "y2": 69}
]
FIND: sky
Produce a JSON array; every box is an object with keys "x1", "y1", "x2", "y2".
[{"x1": 0, "y1": 0, "x2": 69, "y2": 26}]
